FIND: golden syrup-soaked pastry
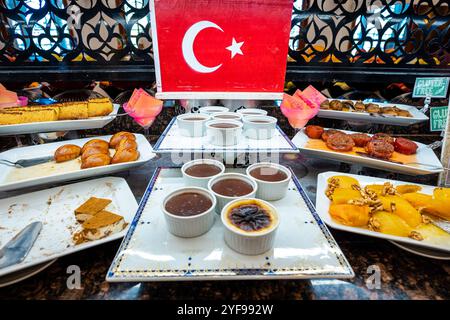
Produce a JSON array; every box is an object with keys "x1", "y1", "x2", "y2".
[
  {"x1": 380, "y1": 107, "x2": 398, "y2": 115},
  {"x1": 396, "y1": 110, "x2": 412, "y2": 117},
  {"x1": 54, "y1": 144, "x2": 82, "y2": 163},
  {"x1": 353, "y1": 101, "x2": 366, "y2": 112},
  {"x1": 116, "y1": 138, "x2": 138, "y2": 152},
  {"x1": 330, "y1": 188, "x2": 362, "y2": 204},
  {"x1": 320, "y1": 100, "x2": 330, "y2": 109},
  {"x1": 81, "y1": 139, "x2": 109, "y2": 154},
  {"x1": 81, "y1": 146, "x2": 108, "y2": 161},
  {"x1": 329, "y1": 100, "x2": 343, "y2": 111},
  {"x1": 87, "y1": 98, "x2": 113, "y2": 117},
  {"x1": 395, "y1": 184, "x2": 422, "y2": 194},
  {"x1": 58, "y1": 101, "x2": 88, "y2": 120},
  {"x1": 421, "y1": 200, "x2": 450, "y2": 220},
  {"x1": 369, "y1": 211, "x2": 412, "y2": 237},
  {"x1": 434, "y1": 187, "x2": 450, "y2": 200},
  {"x1": 111, "y1": 148, "x2": 140, "y2": 164},
  {"x1": 325, "y1": 176, "x2": 360, "y2": 199},
  {"x1": 378, "y1": 195, "x2": 422, "y2": 227},
  {"x1": 412, "y1": 224, "x2": 450, "y2": 245},
  {"x1": 81, "y1": 153, "x2": 111, "y2": 169},
  {"x1": 109, "y1": 132, "x2": 136, "y2": 149},
  {"x1": 365, "y1": 103, "x2": 380, "y2": 113},
  {"x1": 402, "y1": 192, "x2": 432, "y2": 209},
  {"x1": 329, "y1": 204, "x2": 370, "y2": 227}
]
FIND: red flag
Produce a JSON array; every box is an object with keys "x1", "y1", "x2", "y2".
[{"x1": 151, "y1": 0, "x2": 293, "y2": 98}]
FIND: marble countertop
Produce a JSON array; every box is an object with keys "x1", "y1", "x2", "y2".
[{"x1": 0, "y1": 152, "x2": 448, "y2": 300}]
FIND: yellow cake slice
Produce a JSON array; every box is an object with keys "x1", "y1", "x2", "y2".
[
  {"x1": 0, "y1": 109, "x2": 58, "y2": 125},
  {"x1": 87, "y1": 98, "x2": 113, "y2": 117},
  {"x1": 81, "y1": 210, "x2": 127, "y2": 241},
  {"x1": 57, "y1": 101, "x2": 88, "y2": 120}
]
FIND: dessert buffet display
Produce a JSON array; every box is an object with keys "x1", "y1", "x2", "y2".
[
  {"x1": 152, "y1": 109, "x2": 298, "y2": 154},
  {"x1": 106, "y1": 165, "x2": 354, "y2": 282},
  {"x1": 0, "y1": 132, "x2": 154, "y2": 192},
  {"x1": 0, "y1": 177, "x2": 137, "y2": 278},
  {"x1": 316, "y1": 172, "x2": 450, "y2": 255},
  {"x1": 0, "y1": 98, "x2": 119, "y2": 135},
  {"x1": 317, "y1": 99, "x2": 428, "y2": 126},
  {"x1": 292, "y1": 126, "x2": 443, "y2": 175}
]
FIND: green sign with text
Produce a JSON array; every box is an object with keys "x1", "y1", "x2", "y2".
[
  {"x1": 413, "y1": 77, "x2": 449, "y2": 98},
  {"x1": 430, "y1": 106, "x2": 448, "y2": 132}
]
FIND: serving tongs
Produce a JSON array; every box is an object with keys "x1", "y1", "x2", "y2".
[{"x1": 0, "y1": 156, "x2": 54, "y2": 168}]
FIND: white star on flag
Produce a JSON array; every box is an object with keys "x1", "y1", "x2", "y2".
[{"x1": 226, "y1": 38, "x2": 244, "y2": 59}]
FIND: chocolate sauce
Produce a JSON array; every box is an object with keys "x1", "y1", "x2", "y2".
[
  {"x1": 184, "y1": 117, "x2": 207, "y2": 121},
  {"x1": 165, "y1": 192, "x2": 212, "y2": 216},
  {"x1": 249, "y1": 167, "x2": 288, "y2": 182},
  {"x1": 185, "y1": 164, "x2": 221, "y2": 178},
  {"x1": 250, "y1": 120, "x2": 271, "y2": 123},
  {"x1": 228, "y1": 204, "x2": 272, "y2": 232},
  {"x1": 215, "y1": 115, "x2": 240, "y2": 119},
  {"x1": 210, "y1": 123, "x2": 239, "y2": 129},
  {"x1": 212, "y1": 179, "x2": 253, "y2": 197}
]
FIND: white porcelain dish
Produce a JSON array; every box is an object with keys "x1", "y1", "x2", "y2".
[
  {"x1": 176, "y1": 113, "x2": 210, "y2": 137},
  {"x1": 0, "y1": 133, "x2": 155, "y2": 192},
  {"x1": 197, "y1": 106, "x2": 229, "y2": 115},
  {"x1": 221, "y1": 198, "x2": 279, "y2": 255},
  {"x1": 0, "y1": 104, "x2": 120, "y2": 136},
  {"x1": 316, "y1": 171, "x2": 450, "y2": 253},
  {"x1": 106, "y1": 167, "x2": 353, "y2": 282},
  {"x1": 152, "y1": 118, "x2": 298, "y2": 154},
  {"x1": 206, "y1": 120, "x2": 243, "y2": 146},
  {"x1": 246, "y1": 162, "x2": 291, "y2": 201},
  {"x1": 0, "y1": 177, "x2": 138, "y2": 278},
  {"x1": 317, "y1": 100, "x2": 428, "y2": 126},
  {"x1": 208, "y1": 172, "x2": 258, "y2": 212},
  {"x1": 181, "y1": 159, "x2": 225, "y2": 188},
  {"x1": 237, "y1": 108, "x2": 268, "y2": 117},
  {"x1": 292, "y1": 128, "x2": 443, "y2": 175},
  {"x1": 243, "y1": 115, "x2": 277, "y2": 140},
  {"x1": 212, "y1": 112, "x2": 243, "y2": 121},
  {"x1": 162, "y1": 187, "x2": 216, "y2": 238}
]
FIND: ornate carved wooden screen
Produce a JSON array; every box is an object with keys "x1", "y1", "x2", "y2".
[{"x1": 0, "y1": 0, "x2": 449, "y2": 82}]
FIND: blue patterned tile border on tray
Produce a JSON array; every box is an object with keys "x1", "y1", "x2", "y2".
[
  {"x1": 107, "y1": 167, "x2": 354, "y2": 281},
  {"x1": 152, "y1": 118, "x2": 299, "y2": 153}
]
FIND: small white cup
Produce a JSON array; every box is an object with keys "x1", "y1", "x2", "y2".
[
  {"x1": 177, "y1": 113, "x2": 211, "y2": 137},
  {"x1": 205, "y1": 120, "x2": 243, "y2": 146},
  {"x1": 221, "y1": 198, "x2": 279, "y2": 255},
  {"x1": 246, "y1": 162, "x2": 291, "y2": 201},
  {"x1": 212, "y1": 112, "x2": 243, "y2": 121},
  {"x1": 242, "y1": 115, "x2": 277, "y2": 140},
  {"x1": 236, "y1": 108, "x2": 268, "y2": 117},
  {"x1": 207, "y1": 173, "x2": 257, "y2": 213},
  {"x1": 162, "y1": 187, "x2": 216, "y2": 238},
  {"x1": 198, "y1": 106, "x2": 229, "y2": 115},
  {"x1": 181, "y1": 159, "x2": 225, "y2": 188}
]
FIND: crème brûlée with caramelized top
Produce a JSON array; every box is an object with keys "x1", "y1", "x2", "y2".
[
  {"x1": 0, "y1": 98, "x2": 113, "y2": 125},
  {"x1": 224, "y1": 199, "x2": 278, "y2": 234}
]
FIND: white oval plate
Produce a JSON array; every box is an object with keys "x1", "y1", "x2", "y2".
[
  {"x1": 0, "y1": 259, "x2": 57, "y2": 288},
  {"x1": 389, "y1": 241, "x2": 450, "y2": 260}
]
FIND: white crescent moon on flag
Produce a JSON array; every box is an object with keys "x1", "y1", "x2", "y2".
[{"x1": 182, "y1": 21, "x2": 223, "y2": 73}]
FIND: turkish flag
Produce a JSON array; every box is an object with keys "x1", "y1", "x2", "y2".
[{"x1": 151, "y1": 0, "x2": 293, "y2": 99}]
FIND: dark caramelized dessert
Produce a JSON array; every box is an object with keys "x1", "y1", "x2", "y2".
[
  {"x1": 165, "y1": 192, "x2": 212, "y2": 216},
  {"x1": 225, "y1": 199, "x2": 277, "y2": 233},
  {"x1": 185, "y1": 163, "x2": 222, "y2": 178}
]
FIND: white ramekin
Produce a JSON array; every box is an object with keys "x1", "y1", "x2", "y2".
[
  {"x1": 197, "y1": 106, "x2": 229, "y2": 115},
  {"x1": 236, "y1": 108, "x2": 268, "y2": 117},
  {"x1": 162, "y1": 187, "x2": 216, "y2": 238},
  {"x1": 207, "y1": 173, "x2": 257, "y2": 213},
  {"x1": 242, "y1": 115, "x2": 277, "y2": 140},
  {"x1": 181, "y1": 159, "x2": 225, "y2": 188},
  {"x1": 221, "y1": 198, "x2": 279, "y2": 255},
  {"x1": 246, "y1": 162, "x2": 291, "y2": 201},
  {"x1": 177, "y1": 113, "x2": 211, "y2": 137},
  {"x1": 205, "y1": 120, "x2": 243, "y2": 146},
  {"x1": 211, "y1": 112, "x2": 243, "y2": 121}
]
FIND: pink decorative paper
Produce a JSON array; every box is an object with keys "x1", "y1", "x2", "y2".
[
  {"x1": 0, "y1": 83, "x2": 19, "y2": 109},
  {"x1": 125, "y1": 89, "x2": 163, "y2": 128},
  {"x1": 296, "y1": 85, "x2": 327, "y2": 109},
  {"x1": 280, "y1": 91, "x2": 319, "y2": 129}
]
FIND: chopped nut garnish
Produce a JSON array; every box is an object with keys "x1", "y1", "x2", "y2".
[
  {"x1": 368, "y1": 217, "x2": 380, "y2": 231},
  {"x1": 409, "y1": 231, "x2": 424, "y2": 241}
]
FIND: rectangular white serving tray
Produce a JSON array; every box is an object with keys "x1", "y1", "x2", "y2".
[
  {"x1": 152, "y1": 118, "x2": 299, "y2": 154},
  {"x1": 0, "y1": 104, "x2": 120, "y2": 136},
  {"x1": 0, "y1": 177, "x2": 138, "y2": 277},
  {"x1": 0, "y1": 133, "x2": 155, "y2": 192},
  {"x1": 316, "y1": 171, "x2": 450, "y2": 253},
  {"x1": 292, "y1": 128, "x2": 443, "y2": 175},
  {"x1": 106, "y1": 167, "x2": 354, "y2": 282},
  {"x1": 317, "y1": 100, "x2": 428, "y2": 126}
]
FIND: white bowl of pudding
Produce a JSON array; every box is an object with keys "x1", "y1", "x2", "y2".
[
  {"x1": 205, "y1": 120, "x2": 243, "y2": 146},
  {"x1": 211, "y1": 112, "x2": 243, "y2": 121},
  {"x1": 242, "y1": 115, "x2": 277, "y2": 140},
  {"x1": 221, "y1": 198, "x2": 279, "y2": 255},
  {"x1": 198, "y1": 106, "x2": 229, "y2": 115},
  {"x1": 181, "y1": 159, "x2": 225, "y2": 189},
  {"x1": 236, "y1": 108, "x2": 268, "y2": 117},
  {"x1": 177, "y1": 113, "x2": 211, "y2": 137},
  {"x1": 246, "y1": 162, "x2": 291, "y2": 201},
  {"x1": 207, "y1": 172, "x2": 257, "y2": 213},
  {"x1": 162, "y1": 187, "x2": 216, "y2": 238}
]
